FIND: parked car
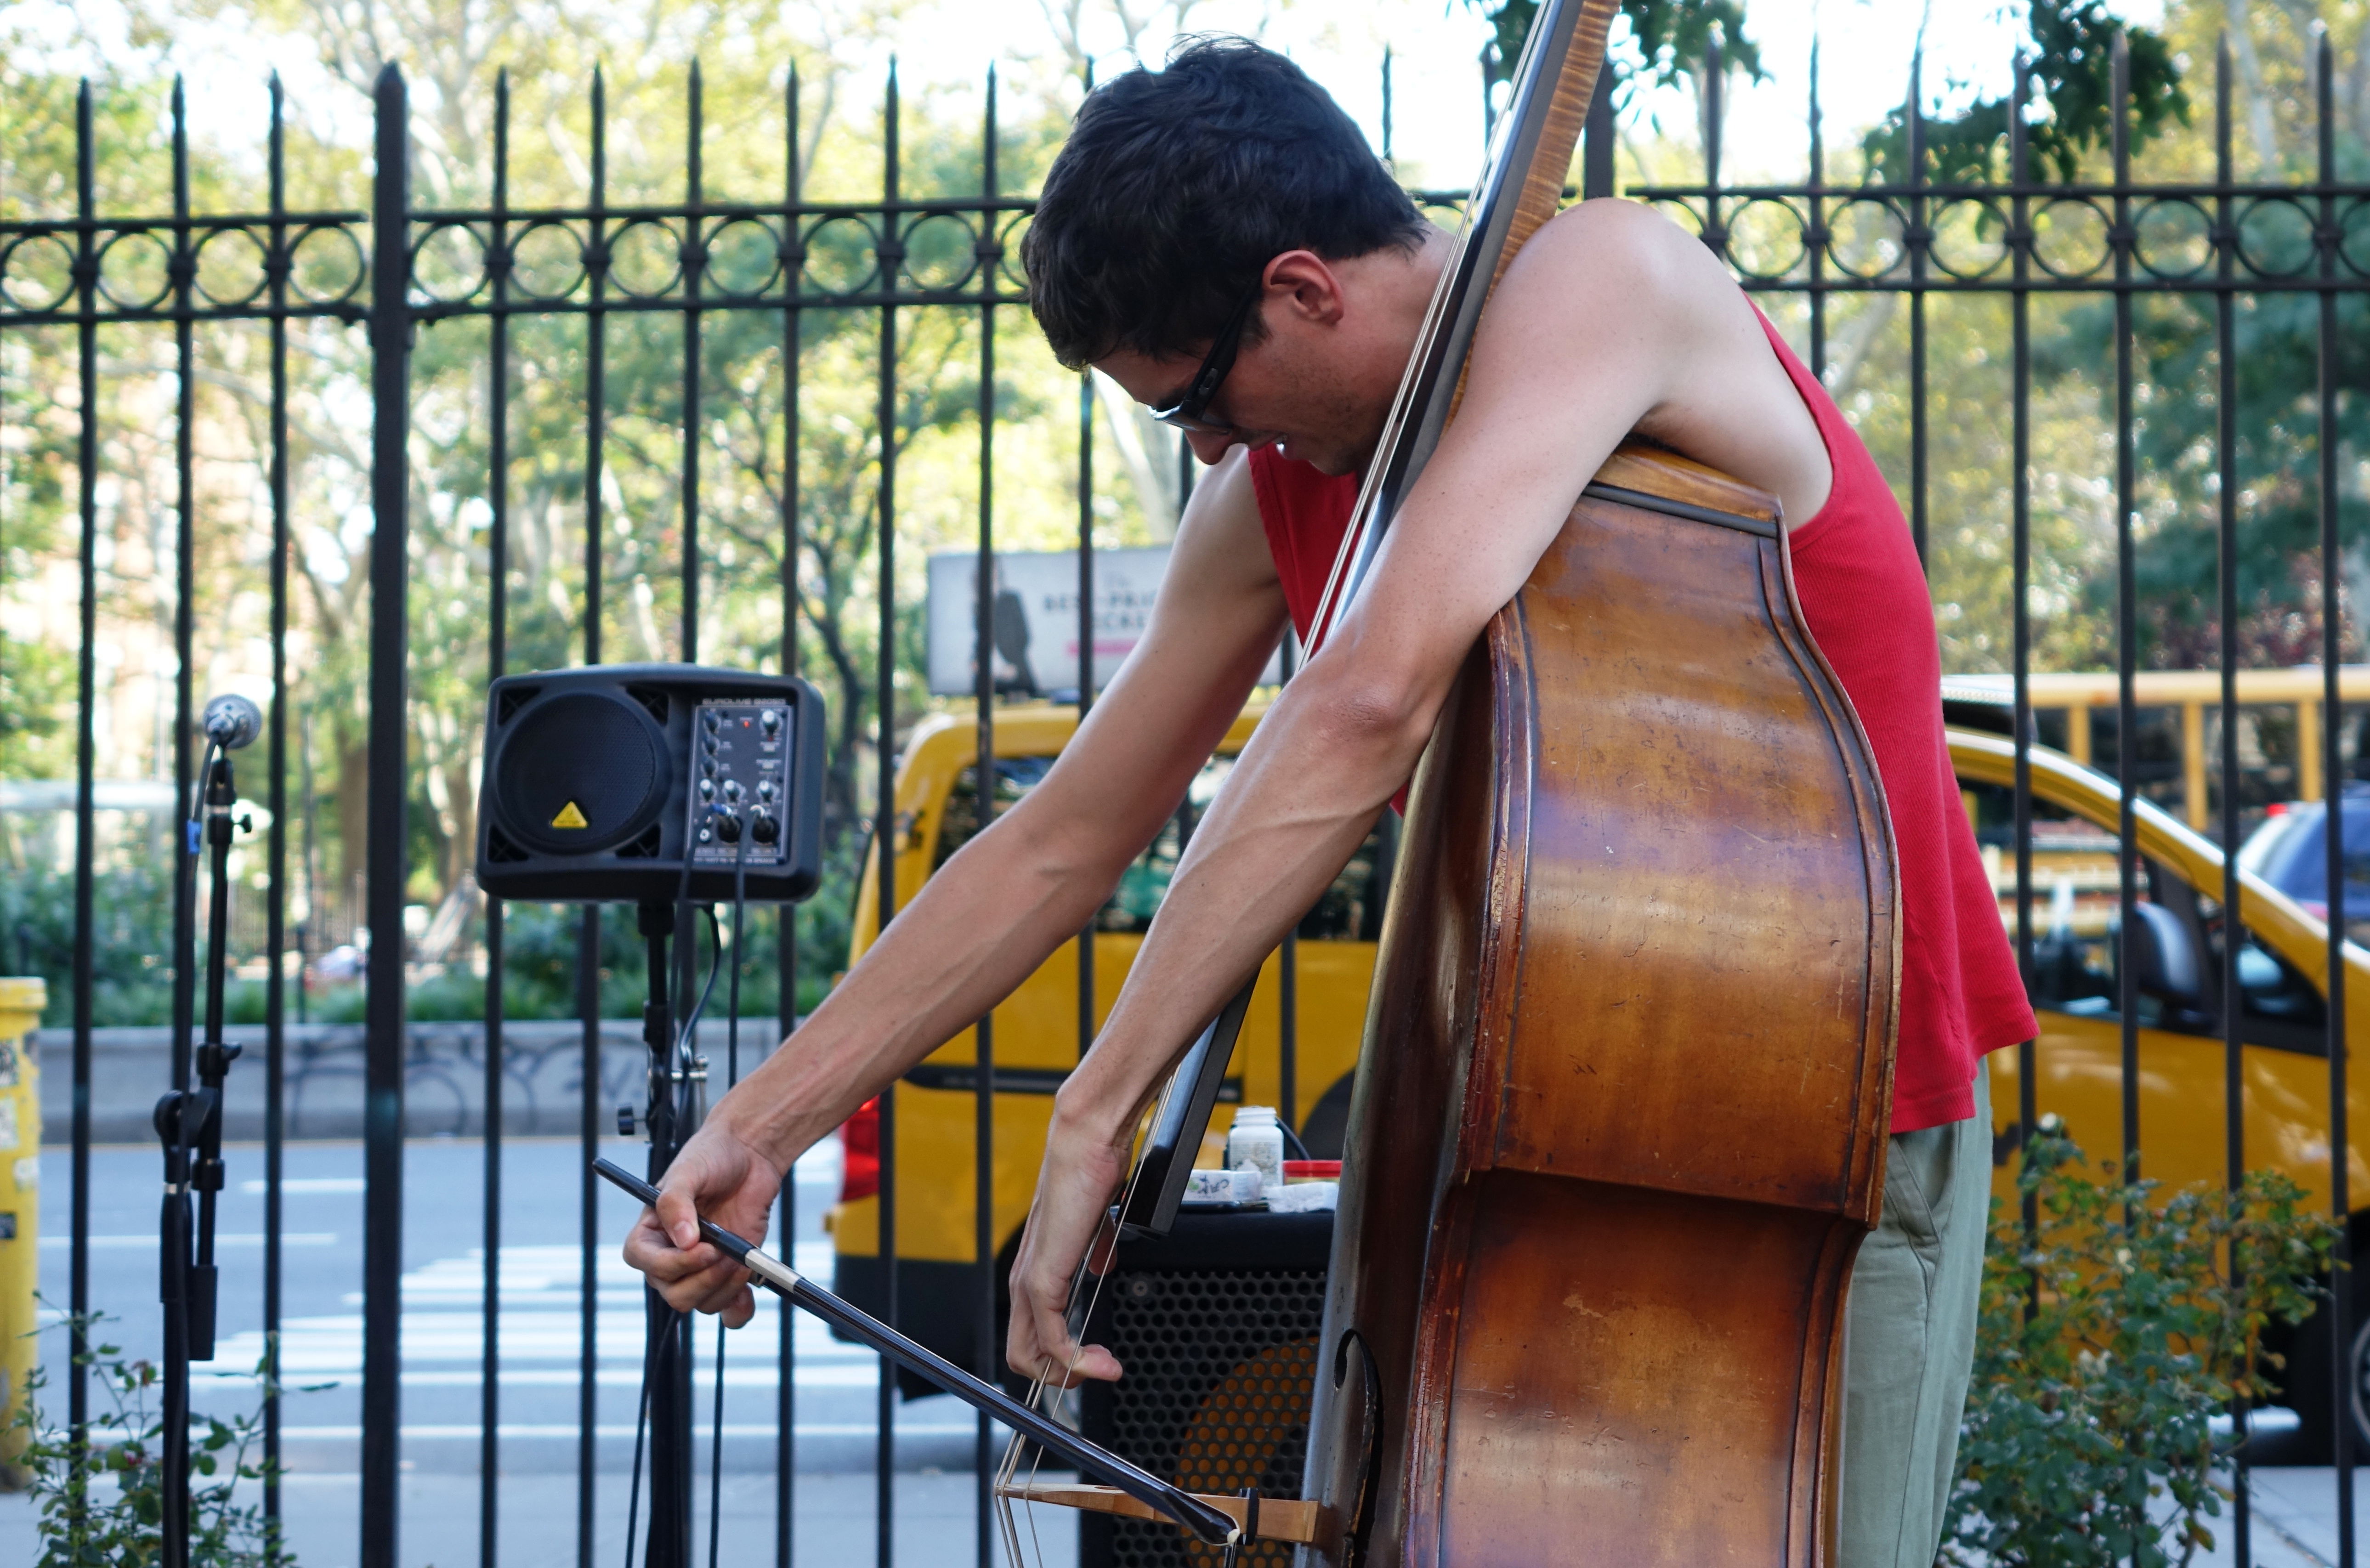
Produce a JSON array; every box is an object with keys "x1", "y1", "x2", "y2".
[
  {"x1": 827, "y1": 698, "x2": 1384, "y2": 1391},
  {"x1": 2234, "y1": 782, "x2": 2370, "y2": 938},
  {"x1": 1956, "y1": 729, "x2": 2370, "y2": 1456}
]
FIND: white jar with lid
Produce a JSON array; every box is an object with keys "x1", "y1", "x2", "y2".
[{"x1": 1226, "y1": 1105, "x2": 1285, "y2": 1189}]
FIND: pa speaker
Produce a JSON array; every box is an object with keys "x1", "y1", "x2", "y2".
[
  {"x1": 475, "y1": 664, "x2": 823, "y2": 904},
  {"x1": 1077, "y1": 1211, "x2": 1330, "y2": 1568}
]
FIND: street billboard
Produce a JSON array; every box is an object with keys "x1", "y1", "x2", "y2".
[{"x1": 924, "y1": 547, "x2": 1281, "y2": 698}]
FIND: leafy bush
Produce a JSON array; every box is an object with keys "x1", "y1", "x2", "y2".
[
  {"x1": 0, "y1": 859, "x2": 176, "y2": 1026},
  {"x1": 9, "y1": 1313, "x2": 294, "y2": 1567},
  {"x1": 1942, "y1": 1122, "x2": 2338, "y2": 1568}
]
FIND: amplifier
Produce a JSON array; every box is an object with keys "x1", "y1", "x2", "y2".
[
  {"x1": 1077, "y1": 1209, "x2": 1332, "y2": 1568},
  {"x1": 475, "y1": 664, "x2": 824, "y2": 904}
]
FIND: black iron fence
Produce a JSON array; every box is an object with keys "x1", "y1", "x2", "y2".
[{"x1": 2, "y1": 21, "x2": 2368, "y2": 1568}]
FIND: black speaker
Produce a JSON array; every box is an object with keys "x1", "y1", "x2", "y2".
[
  {"x1": 1077, "y1": 1211, "x2": 1331, "y2": 1568},
  {"x1": 475, "y1": 664, "x2": 824, "y2": 903}
]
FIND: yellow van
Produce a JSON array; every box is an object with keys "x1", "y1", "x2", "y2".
[
  {"x1": 827, "y1": 698, "x2": 1386, "y2": 1384},
  {"x1": 830, "y1": 703, "x2": 2370, "y2": 1440}
]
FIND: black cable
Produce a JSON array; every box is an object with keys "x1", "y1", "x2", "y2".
[
  {"x1": 674, "y1": 906, "x2": 724, "y2": 1065},
  {"x1": 1280, "y1": 1120, "x2": 1311, "y2": 1162},
  {"x1": 624, "y1": 1322, "x2": 656, "y2": 1568}
]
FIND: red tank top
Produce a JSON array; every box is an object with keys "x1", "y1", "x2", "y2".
[{"x1": 1245, "y1": 308, "x2": 2034, "y2": 1134}]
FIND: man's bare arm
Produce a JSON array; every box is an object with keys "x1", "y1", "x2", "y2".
[{"x1": 624, "y1": 449, "x2": 1292, "y2": 1321}]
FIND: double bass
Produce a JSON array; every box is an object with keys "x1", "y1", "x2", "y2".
[{"x1": 1288, "y1": 3, "x2": 1899, "y2": 1563}]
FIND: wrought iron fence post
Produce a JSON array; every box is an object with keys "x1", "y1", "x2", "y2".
[
  {"x1": 2212, "y1": 34, "x2": 2253, "y2": 1567},
  {"x1": 362, "y1": 60, "x2": 413, "y2": 1568},
  {"x1": 263, "y1": 68, "x2": 293, "y2": 1561},
  {"x1": 777, "y1": 61, "x2": 804, "y2": 1568},
  {"x1": 2111, "y1": 31, "x2": 2142, "y2": 1195},
  {"x1": 2313, "y1": 26, "x2": 2358, "y2": 1563},
  {"x1": 875, "y1": 61, "x2": 903, "y2": 1568},
  {"x1": 68, "y1": 74, "x2": 99, "y2": 1476},
  {"x1": 973, "y1": 63, "x2": 999, "y2": 1568}
]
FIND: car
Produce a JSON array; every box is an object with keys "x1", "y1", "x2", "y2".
[
  {"x1": 2234, "y1": 782, "x2": 2370, "y2": 934},
  {"x1": 1956, "y1": 728, "x2": 2370, "y2": 1455},
  {"x1": 826, "y1": 697, "x2": 1385, "y2": 1391}
]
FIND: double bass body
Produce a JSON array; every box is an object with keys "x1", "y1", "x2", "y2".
[{"x1": 1300, "y1": 447, "x2": 1900, "y2": 1566}]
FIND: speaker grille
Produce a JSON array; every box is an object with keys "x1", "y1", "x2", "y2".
[
  {"x1": 494, "y1": 691, "x2": 668, "y2": 855},
  {"x1": 1093, "y1": 1268, "x2": 1324, "y2": 1568}
]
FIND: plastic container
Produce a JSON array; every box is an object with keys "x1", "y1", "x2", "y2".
[
  {"x1": 1283, "y1": 1160, "x2": 1343, "y2": 1183},
  {"x1": 1184, "y1": 1166, "x2": 1262, "y2": 1204},
  {"x1": 1225, "y1": 1105, "x2": 1286, "y2": 1189}
]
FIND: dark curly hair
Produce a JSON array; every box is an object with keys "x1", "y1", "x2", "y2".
[{"x1": 1023, "y1": 37, "x2": 1425, "y2": 370}]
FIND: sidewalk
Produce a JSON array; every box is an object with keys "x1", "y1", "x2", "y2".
[
  {"x1": 0, "y1": 1467, "x2": 1078, "y2": 1568},
  {"x1": 2219, "y1": 1467, "x2": 2370, "y2": 1568}
]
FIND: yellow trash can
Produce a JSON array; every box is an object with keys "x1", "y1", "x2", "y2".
[{"x1": 0, "y1": 976, "x2": 43, "y2": 1490}]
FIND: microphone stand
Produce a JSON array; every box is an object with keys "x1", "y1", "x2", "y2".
[{"x1": 156, "y1": 741, "x2": 250, "y2": 1568}]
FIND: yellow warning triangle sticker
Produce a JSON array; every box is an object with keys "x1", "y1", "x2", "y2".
[{"x1": 550, "y1": 800, "x2": 590, "y2": 829}]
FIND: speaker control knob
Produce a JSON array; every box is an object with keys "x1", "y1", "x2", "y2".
[
  {"x1": 703, "y1": 736, "x2": 719, "y2": 755},
  {"x1": 723, "y1": 779, "x2": 743, "y2": 802},
  {"x1": 757, "y1": 779, "x2": 776, "y2": 802},
  {"x1": 760, "y1": 708, "x2": 781, "y2": 733},
  {"x1": 703, "y1": 708, "x2": 721, "y2": 730},
  {"x1": 698, "y1": 778, "x2": 715, "y2": 800}
]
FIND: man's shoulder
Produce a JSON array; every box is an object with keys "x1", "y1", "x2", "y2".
[
  {"x1": 1521, "y1": 199, "x2": 1730, "y2": 300},
  {"x1": 1486, "y1": 199, "x2": 1770, "y2": 382}
]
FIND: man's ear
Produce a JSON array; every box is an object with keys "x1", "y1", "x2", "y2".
[{"x1": 1263, "y1": 250, "x2": 1347, "y2": 329}]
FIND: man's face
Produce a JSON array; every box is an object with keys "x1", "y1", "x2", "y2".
[
  {"x1": 1091, "y1": 238, "x2": 1446, "y2": 477},
  {"x1": 1096, "y1": 334, "x2": 1376, "y2": 475}
]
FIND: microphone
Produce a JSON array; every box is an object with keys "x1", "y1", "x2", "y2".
[{"x1": 201, "y1": 694, "x2": 263, "y2": 752}]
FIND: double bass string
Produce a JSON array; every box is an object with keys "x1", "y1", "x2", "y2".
[
  {"x1": 1304, "y1": 0, "x2": 1608, "y2": 658},
  {"x1": 995, "y1": 1063, "x2": 1191, "y2": 1561},
  {"x1": 1303, "y1": 183, "x2": 1478, "y2": 657}
]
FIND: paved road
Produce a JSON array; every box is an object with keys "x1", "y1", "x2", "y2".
[
  {"x1": 7, "y1": 1137, "x2": 2364, "y2": 1566},
  {"x1": 0, "y1": 1135, "x2": 1075, "y2": 1567}
]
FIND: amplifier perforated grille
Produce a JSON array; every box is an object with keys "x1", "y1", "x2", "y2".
[{"x1": 1093, "y1": 1268, "x2": 1324, "y2": 1568}]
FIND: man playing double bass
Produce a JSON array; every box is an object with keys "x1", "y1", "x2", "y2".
[{"x1": 625, "y1": 38, "x2": 2035, "y2": 1568}]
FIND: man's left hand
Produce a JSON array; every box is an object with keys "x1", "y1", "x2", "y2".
[{"x1": 1005, "y1": 1110, "x2": 1136, "y2": 1387}]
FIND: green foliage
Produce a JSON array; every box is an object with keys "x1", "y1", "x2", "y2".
[
  {"x1": 0, "y1": 858, "x2": 176, "y2": 1026},
  {"x1": 2036, "y1": 284, "x2": 2370, "y2": 671},
  {"x1": 10, "y1": 1314, "x2": 294, "y2": 1567},
  {"x1": 0, "y1": 629, "x2": 74, "y2": 780},
  {"x1": 1471, "y1": 0, "x2": 1763, "y2": 91},
  {"x1": 1942, "y1": 1124, "x2": 2337, "y2": 1567},
  {"x1": 1860, "y1": 0, "x2": 2189, "y2": 183}
]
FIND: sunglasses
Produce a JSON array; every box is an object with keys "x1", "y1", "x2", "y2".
[{"x1": 1151, "y1": 281, "x2": 1263, "y2": 436}]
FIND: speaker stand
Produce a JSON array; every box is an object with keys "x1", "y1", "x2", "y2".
[{"x1": 638, "y1": 900, "x2": 695, "y2": 1568}]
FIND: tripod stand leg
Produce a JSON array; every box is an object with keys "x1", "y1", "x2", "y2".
[{"x1": 157, "y1": 1093, "x2": 194, "y2": 1568}]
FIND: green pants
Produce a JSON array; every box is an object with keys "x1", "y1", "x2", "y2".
[{"x1": 1839, "y1": 1062, "x2": 1991, "y2": 1568}]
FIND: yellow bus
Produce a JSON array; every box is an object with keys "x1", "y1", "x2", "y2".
[{"x1": 1943, "y1": 666, "x2": 2370, "y2": 833}]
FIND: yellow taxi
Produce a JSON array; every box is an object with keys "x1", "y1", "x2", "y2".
[
  {"x1": 826, "y1": 698, "x2": 1385, "y2": 1385},
  {"x1": 830, "y1": 706, "x2": 2370, "y2": 1436},
  {"x1": 1954, "y1": 726, "x2": 2369, "y2": 1451}
]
